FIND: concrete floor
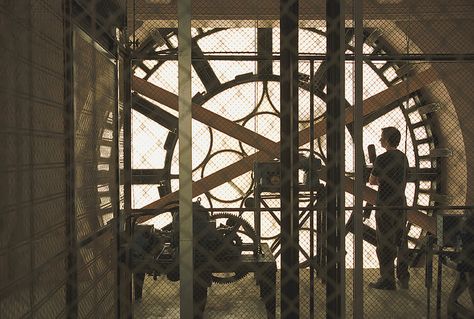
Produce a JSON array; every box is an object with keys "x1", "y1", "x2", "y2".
[{"x1": 133, "y1": 266, "x2": 472, "y2": 318}]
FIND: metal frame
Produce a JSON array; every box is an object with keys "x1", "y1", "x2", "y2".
[
  {"x1": 178, "y1": 0, "x2": 194, "y2": 317},
  {"x1": 135, "y1": 53, "x2": 474, "y2": 62},
  {"x1": 326, "y1": 0, "x2": 345, "y2": 317},
  {"x1": 125, "y1": 15, "x2": 470, "y2": 319},
  {"x1": 113, "y1": 26, "x2": 123, "y2": 319},
  {"x1": 64, "y1": 0, "x2": 78, "y2": 317},
  {"x1": 121, "y1": 38, "x2": 133, "y2": 319},
  {"x1": 353, "y1": 1, "x2": 364, "y2": 317},
  {"x1": 309, "y1": 59, "x2": 316, "y2": 319},
  {"x1": 280, "y1": 1, "x2": 300, "y2": 317}
]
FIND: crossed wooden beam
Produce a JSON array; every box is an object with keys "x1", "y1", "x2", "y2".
[{"x1": 132, "y1": 66, "x2": 438, "y2": 234}]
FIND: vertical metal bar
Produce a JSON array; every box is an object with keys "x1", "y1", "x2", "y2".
[
  {"x1": 178, "y1": 0, "x2": 193, "y2": 318},
  {"x1": 326, "y1": 0, "x2": 345, "y2": 317},
  {"x1": 63, "y1": 1, "x2": 77, "y2": 317},
  {"x1": 113, "y1": 27, "x2": 122, "y2": 319},
  {"x1": 122, "y1": 46, "x2": 133, "y2": 319},
  {"x1": 426, "y1": 236, "x2": 433, "y2": 318},
  {"x1": 27, "y1": 3, "x2": 34, "y2": 316},
  {"x1": 132, "y1": 0, "x2": 137, "y2": 51},
  {"x1": 280, "y1": 0, "x2": 299, "y2": 318},
  {"x1": 436, "y1": 254, "x2": 442, "y2": 319},
  {"x1": 90, "y1": 30, "x2": 99, "y2": 317},
  {"x1": 353, "y1": 0, "x2": 364, "y2": 318},
  {"x1": 338, "y1": 29, "x2": 346, "y2": 319},
  {"x1": 316, "y1": 180, "x2": 323, "y2": 280},
  {"x1": 255, "y1": 175, "x2": 261, "y2": 255},
  {"x1": 255, "y1": 28, "x2": 273, "y2": 255},
  {"x1": 309, "y1": 59, "x2": 315, "y2": 319}
]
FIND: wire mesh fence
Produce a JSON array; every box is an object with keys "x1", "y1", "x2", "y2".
[
  {"x1": 128, "y1": 0, "x2": 474, "y2": 317},
  {"x1": 2, "y1": 0, "x2": 474, "y2": 318},
  {"x1": 1, "y1": 0, "x2": 123, "y2": 318},
  {"x1": 1, "y1": 0, "x2": 69, "y2": 318}
]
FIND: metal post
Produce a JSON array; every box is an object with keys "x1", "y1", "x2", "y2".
[
  {"x1": 114, "y1": 26, "x2": 123, "y2": 319},
  {"x1": 122, "y1": 41, "x2": 133, "y2": 319},
  {"x1": 280, "y1": 0, "x2": 299, "y2": 318},
  {"x1": 178, "y1": 0, "x2": 193, "y2": 318},
  {"x1": 63, "y1": 1, "x2": 77, "y2": 317},
  {"x1": 353, "y1": 0, "x2": 364, "y2": 318},
  {"x1": 436, "y1": 253, "x2": 443, "y2": 319},
  {"x1": 254, "y1": 173, "x2": 262, "y2": 255},
  {"x1": 309, "y1": 59, "x2": 315, "y2": 319},
  {"x1": 326, "y1": 0, "x2": 345, "y2": 318}
]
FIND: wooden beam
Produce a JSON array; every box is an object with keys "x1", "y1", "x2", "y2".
[
  {"x1": 135, "y1": 67, "x2": 438, "y2": 233},
  {"x1": 343, "y1": 178, "x2": 436, "y2": 234},
  {"x1": 132, "y1": 76, "x2": 277, "y2": 157}
]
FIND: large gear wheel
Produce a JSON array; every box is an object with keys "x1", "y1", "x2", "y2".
[{"x1": 209, "y1": 213, "x2": 258, "y2": 284}]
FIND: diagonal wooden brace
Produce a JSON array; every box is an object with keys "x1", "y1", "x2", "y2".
[{"x1": 132, "y1": 67, "x2": 438, "y2": 233}]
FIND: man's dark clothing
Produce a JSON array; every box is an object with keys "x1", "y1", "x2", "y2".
[
  {"x1": 371, "y1": 149, "x2": 410, "y2": 285},
  {"x1": 372, "y1": 149, "x2": 408, "y2": 206}
]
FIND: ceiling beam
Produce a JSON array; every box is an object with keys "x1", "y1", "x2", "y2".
[{"x1": 129, "y1": 0, "x2": 474, "y2": 22}]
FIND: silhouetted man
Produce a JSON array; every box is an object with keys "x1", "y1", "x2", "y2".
[{"x1": 369, "y1": 126, "x2": 410, "y2": 290}]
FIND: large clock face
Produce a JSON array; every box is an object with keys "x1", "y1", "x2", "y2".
[{"x1": 131, "y1": 27, "x2": 439, "y2": 267}]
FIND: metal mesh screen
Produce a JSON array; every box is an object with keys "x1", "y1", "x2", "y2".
[
  {"x1": 73, "y1": 28, "x2": 119, "y2": 318},
  {"x1": 0, "y1": 0, "x2": 68, "y2": 317},
  {"x1": 1, "y1": 0, "x2": 122, "y2": 318},
  {"x1": 2, "y1": 0, "x2": 474, "y2": 318},
  {"x1": 353, "y1": 59, "x2": 474, "y2": 317},
  {"x1": 352, "y1": 1, "x2": 474, "y2": 318},
  {"x1": 127, "y1": 1, "x2": 474, "y2": 318}
]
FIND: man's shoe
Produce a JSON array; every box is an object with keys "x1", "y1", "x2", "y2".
[
  {"x1": 368, "y1": 279, "x2": 396, "y2": 290},
  {"x1": 397, "y1": 279, "x2": 409, "y2": 289}
]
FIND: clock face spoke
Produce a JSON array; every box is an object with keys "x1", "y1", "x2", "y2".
[
  {"x1": 312, "y1": 61, "x2": 329, "y2": 92},
  {"x1": 257, "y1": 28, "x2": 273, "y2": 75},
  {"x1": 302, "y1": 28, "x2": 354, "y2": 94},
  {"x1": 132, "y1": 94, "x2": 178, "y2": 130},
  {"x1": 191, "y1": 38, "x2": 221, "y2": 92}
]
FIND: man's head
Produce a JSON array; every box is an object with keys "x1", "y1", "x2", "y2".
[{"x1": 381, "y1": 126, "x2": 401, "y2": 148}]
